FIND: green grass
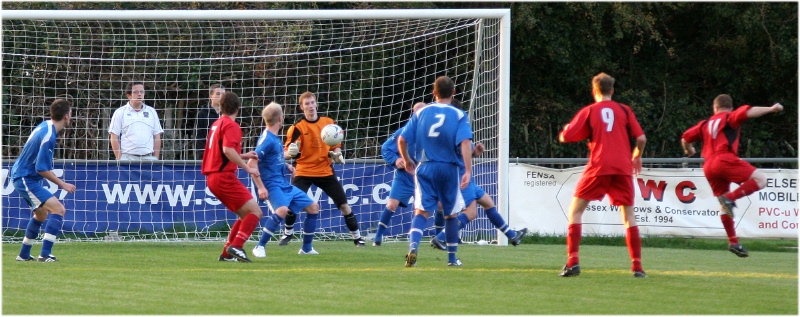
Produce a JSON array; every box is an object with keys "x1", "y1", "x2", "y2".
[{"x1": 3, "y1": 241, "x2": 797, "y2": 315}]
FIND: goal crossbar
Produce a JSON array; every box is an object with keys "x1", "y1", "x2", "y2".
[{"x1": 3, "y1": 9, "x2": 510, "y2": 20}]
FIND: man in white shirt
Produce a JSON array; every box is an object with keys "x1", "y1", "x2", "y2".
[{"x1": 109, "y1": 81, "x2": 164, "y2": 161}]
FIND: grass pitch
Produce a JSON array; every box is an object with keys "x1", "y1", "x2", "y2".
[{"x1": 3, "y1": 240, "x2": 797, "y2": 315}]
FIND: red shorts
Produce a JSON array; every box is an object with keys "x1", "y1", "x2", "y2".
[
  {"x1": 703, "y1": 154, "x2": 756, "y2": 196},
  {"x1": 206, "y1": 172, "x2": 253, "y2": 212},
  {"x1": 575, "y1": 174, "x2": 634, "y2": 206}
]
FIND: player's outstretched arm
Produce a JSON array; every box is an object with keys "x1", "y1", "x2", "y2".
[
  {"x1": 223, "y1": 146, "x2": 259, "y2": 177},
  {"x1": 746, "y1": 103, "x2": 784, "y2": 119}
]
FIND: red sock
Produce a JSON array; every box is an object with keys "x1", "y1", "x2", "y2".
[
  {"x1": 626, "y1": 226, "x2": 643, "y2": 272},
  {"x1": 724, "y1": 179, "x2": 760, "y2": 201},
  {"x1": 232, "y1": 213, "x2": 259, "y2": 248},
  {"x1": 223, "y1": 220, "x2": 242, "y2": 255},
  {"x1": 720, "y1": 214, "x2": 739, "y2": 244},
  {"x1": 566, "y1": 224, "x2": 582, "y2": 267}
]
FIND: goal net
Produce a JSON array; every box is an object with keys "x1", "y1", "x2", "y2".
[{"x1": 1, "y1": 10, "x2": 510, "y2": 244}]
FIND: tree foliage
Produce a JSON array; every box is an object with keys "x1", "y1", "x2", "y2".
[{"x1": 2, "y1": 2, "x2": 796, "y2": 161}]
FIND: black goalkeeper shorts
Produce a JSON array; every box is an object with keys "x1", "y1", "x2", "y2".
[{"x1": 292, "y1": 174, "x2": 349, "y2": 208}]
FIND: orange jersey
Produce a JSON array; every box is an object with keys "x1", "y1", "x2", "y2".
[{"x1": 285, "y1": 116, "x2": 341, "y2": 177}]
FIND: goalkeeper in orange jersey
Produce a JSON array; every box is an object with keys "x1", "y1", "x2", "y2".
[{"x1": 267, "y1": 91, "x2": 366, "y2": 247}]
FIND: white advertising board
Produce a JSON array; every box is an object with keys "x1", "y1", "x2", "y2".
[{"x1": 509, "y1": 164, "x2": 798, "y2": 239}]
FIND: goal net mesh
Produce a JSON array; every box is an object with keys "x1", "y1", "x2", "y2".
[{"x1": 1, "y1": 15, "x2": 503, "y2": 243}]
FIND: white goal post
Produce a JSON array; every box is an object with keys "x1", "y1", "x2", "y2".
[{"x1": 1, "y1": 9, "x2": 511, "y2": 244}]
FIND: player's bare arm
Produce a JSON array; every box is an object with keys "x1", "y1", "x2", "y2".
[
  {"x1": 38, "y1": 170, "x2": 76, "y2": 193},
  {"x1": 247, "y1": 159, "x2": 269, "y2": 200},
  {"x1": 460, "y1": 139, "x2": 472, "y2": 189},
  {"x1": 397, "y1": 135, "x2": 415, "y2": 175},
  {"x1": 240, "y1": 151, "x2": 258, "y2": 160},
  {"x1": 746, "y1": 103, "x2": 783, "y2": 118},
  {"x1": 632, "y1": 135, "x2": 646, "y2": 175},
  {"x1": 223, "y1": 146, "x2": 259, "y2": 177},
  {"x1": 472, "y1": 142, "x2": 484, "y2": 157},
  {"x1": 681, "y1": 138, "x2": 696, "y2": 157}
]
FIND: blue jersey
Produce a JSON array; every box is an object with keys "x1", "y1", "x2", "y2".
[
  {"x1": 254, "y1": 130, "x2": 292, "y2": 190},
  {"x1": 400, "y1": 103, "x2": 472, "y2": 165},
  {"x1": 381, "y1": 124, "x2": 416, "y2": 169},
  {"x1": 381, "y1": 128, "x2": 403, "y2": 169},
  {"x1": 11, "y1": 120, "x2": 58, "y2": 181}
]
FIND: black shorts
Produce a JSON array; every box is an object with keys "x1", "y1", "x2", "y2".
[{"x1": 292, "y1": 174, "x2": 349, "y2": 208}]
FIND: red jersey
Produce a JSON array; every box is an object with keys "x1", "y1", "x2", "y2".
[
  {"x1": 560, "y1": 100, "x2": 645, "y2": 177},
  {"x1": 201, "y1": 115, "x2": 243, "y2": 175},
  {"x1": 681, "y1": 105, "x2": 750, "y2": 159}
]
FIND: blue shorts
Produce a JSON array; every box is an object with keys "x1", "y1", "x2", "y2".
[
  {"x1": 461, "y1": 178, "x2": 486, "y2": 207},
  {"x1": 13, "y1": 177, "x2": 54, "y2": 210},
  {"x1": 414, "y1": 162, "x2": 464, "y2": 216},
  {"x1": 388, "y1": 169, "x2": 415, "y2": 208},
  {"x1": 262, "y1": 185, "x2": 314, "y2": 213}
]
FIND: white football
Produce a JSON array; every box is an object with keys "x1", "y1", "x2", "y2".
[{"x1": 320, "y1": 124, "x2": 344, "y2": 146}]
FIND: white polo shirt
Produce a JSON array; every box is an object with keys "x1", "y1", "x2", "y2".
[{"x1": 108, "y1": 102, "x2": 164, "y2": 155}]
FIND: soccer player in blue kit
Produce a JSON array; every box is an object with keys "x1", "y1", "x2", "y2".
[
  {"x1": 12, "y1": 99, "x2": 76, "y2": 262},
  {"x1": 249, "y1": 102, "x2": 321, "y2": 257},
  {"x1": 398, "y1": 76, "x2": 474, "y2": 267},
  {"x1": 372, "y1": 102, "x2": 438, "y2": 246}
]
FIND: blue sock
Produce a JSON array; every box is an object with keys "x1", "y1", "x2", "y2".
[
  {"x1": 302, "y1": 213, "x2": 319, "y2": 252},
  {"x1": 40, "y1": 214, "x2": 63, "y2": 257},
  {"x1": 445, "y1": 217, "x2": 460, "y2": 263},
  {"x1": 258, "y1": 214, "x2": 282, "y2": 247},
  {"x1": 436, "y1": 213, "x2": 470, "y2": 241},
  {"x1": 433, "y1": 210, "x2": 445, "y2": 234},
  {"x1": 408, "y1": 214, "x2": 427, "y2": 251},
  {"x1": 374, "y1": 207, "x2": 394, "y2": 243},
  {"x1": 485, "y1": 206, "x2": 516, "y2": 239},
  {"x1": 19, "y1": 217, "x2": 44, "y2": 259}
]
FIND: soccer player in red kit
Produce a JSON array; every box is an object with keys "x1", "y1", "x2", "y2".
[
  {"x1": 558, "y1": 72, "x2": 648, "y2": 278},
  {"x1": 202, "y1": 91, "x2": 262, "y2": 263},
  {"x1": 681, "y1": 94, "x2": 783, "y2": 258}
]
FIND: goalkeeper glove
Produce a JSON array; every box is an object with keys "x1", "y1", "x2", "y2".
[
  {"x1": 287, "y1": 141, "x2": 300, "y2": 157},
  {"x1": 329, "y1": 151, "x2": 345, "y2": 164}
]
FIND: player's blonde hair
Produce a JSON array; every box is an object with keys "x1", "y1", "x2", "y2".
[{"x1": 262, "y1": 102, "x2": 284, "y2": 127}]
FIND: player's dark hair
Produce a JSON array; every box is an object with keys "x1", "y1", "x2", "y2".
[
  {"x1": 592, "y1": 72, "x2": 615, "y2": 96},
  {"x1": 220, "y1": 91, "x2": 241, "y2": 115},
  {"x1": 451, "y1": 98, "x2": 463, "y2": 109},
  {"x1": 713, "y1": 94, "x2": 733, "y2": 110},
  {"x1": 125, "y1": 81, "x2": 145, "y2": 95},
  {"x1": 50, "y1": 99, "x2": 72, "y2": 121},
  {"x1": 209, "y1": 83, "x2": 225, "y2": 95},
  {"x1": 433, "y1": 76, "x2": 455, "y2": 99}
]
